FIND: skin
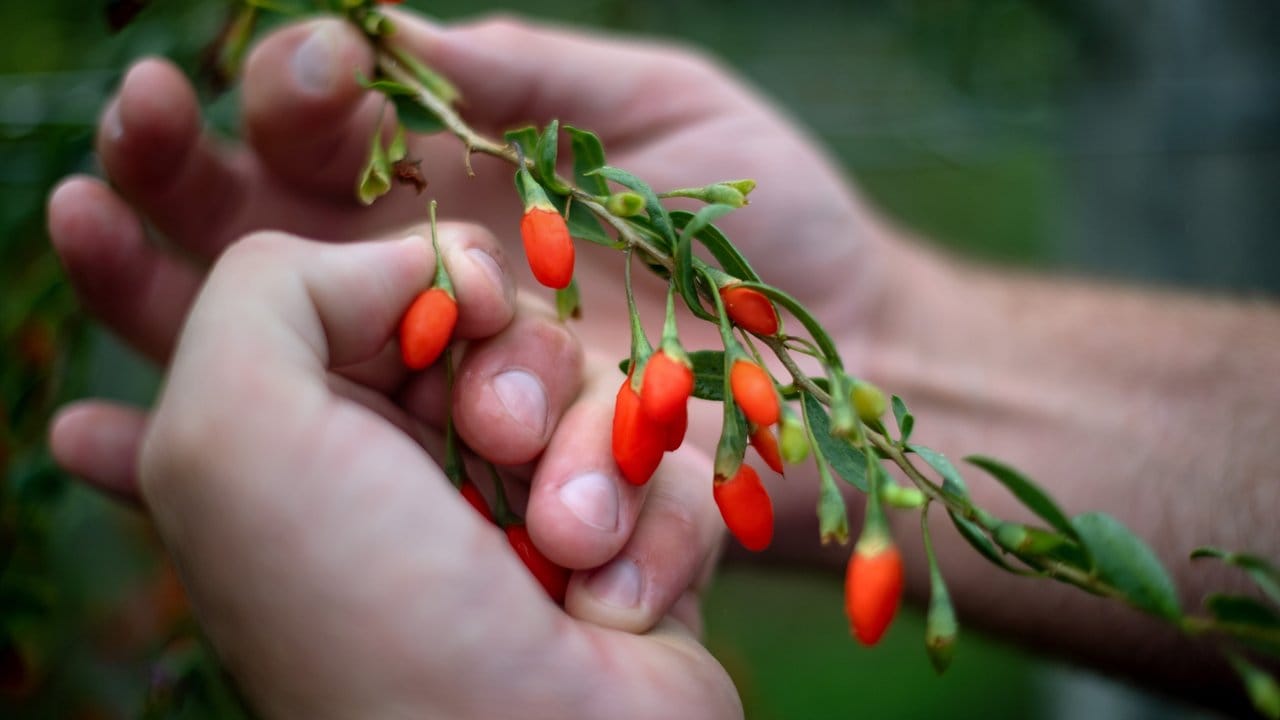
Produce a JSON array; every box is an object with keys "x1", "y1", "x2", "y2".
[{"x1": 45, "y1": 10, "x2": 1280, "y2": 717}]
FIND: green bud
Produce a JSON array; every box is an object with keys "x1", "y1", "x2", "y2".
[
  {"x1": 882, "y1": 483, "x2": 926, "y2": 509},
  {"x1": 704, "y1": 184, "x2": 747, "y2": 208},
  {"x1": 605, "y1": 191, "x2": 646, "y2": 217},
  {"x1": 925, "y1": 600, "x2": 958, "y2": 674},
  {"x1": 993, "y1": 522, "x2": 1068, "y2": 557},
  {"x1": 779, "y1": 413, "x2": 810, "y2": 464},
  {"x1": 724, "y1": 178, "x2": 757, "y2": 196},
  {"x1": 851, "y1": 380, "x2": 887, "y2": 424}
]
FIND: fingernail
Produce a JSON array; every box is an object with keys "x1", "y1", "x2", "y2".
[
  {"x1": 587, "y1": 557, "x2": 642, "y2": 609},
  {"x1": 558, "y1": 472, "x2": 619, "y2": 532},
  {"x1": 102, "y1": 101, "x2": 124, "y2": 143},
  {"x1": 465, "y1": 248, "x2": 509, "y2": 300},
  {"x1": 492, "y1": 369, "x2": 547, "y2": 436},
  {"x1": 292, "y1": 23, "x2": 339, "y2": 94}
]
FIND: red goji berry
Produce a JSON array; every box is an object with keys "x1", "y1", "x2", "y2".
[
  {"x1": 612, "y1": 376, "x2": 666, "y2": 485},
  {"x1": 506, "y1": 524, "x2": 569, "y2": 604},
  {"x1": 399, "y1": 287, "x2": 457, "y2": 370},
  {"x1": 641, "y1": 350, "x2": 694, "y2": 425},
  {"x1": 520, "y1": 207, "x2": 575, "y2": 289},
  {"x1": 730, "y1": 359, "x2": 780, "y2": 427},
  {"x1": 713, "y1": 465, "x2": 774, "y2": 551},
  {"x1": 664, "y1": 401, "x2": 688, "y2": 452},
  {"x1": 749, "y1": 424, "x2": 784, "y2": 475},
  {"x1": 720, "y1": 284, "x2": 779, "y2": 336},
  {"x1": 844, "y1": 539, "x2": 904, "y2": 646},
  {"x1": 460, "y1": 481, "x2": 493, "y2": 523}
]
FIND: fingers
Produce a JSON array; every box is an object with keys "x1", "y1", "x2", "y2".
[
  {"x1": 446, "y1": 301, "x2": 584, "y2": 465},
  {"x1": 47, "y1": 176, "x2": 203, "y2": 363},
  {"x1": 389, "y1": 12, "x2": 735, "y2": 144},
  {"x1": 48, "y1": 401, "x2": 148, "y2": 502},
  {"x1": 240, "y1": 19, "x2": 383, "y2": 200},
  {"x1": 95, "y1": 58, "x2": 252, "y2": 258},
  {"x1": 521, "y1": 361, "x2": 645, "y2": 568},
  {"x1": 564, "y1": 444, "x2": 724, "y2": 634}
]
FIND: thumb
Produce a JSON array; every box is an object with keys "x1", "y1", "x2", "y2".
[{"x1": 387, "y1": 11, "x2": 734, "y2": 140}]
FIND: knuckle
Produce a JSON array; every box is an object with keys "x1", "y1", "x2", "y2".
[{"x1": 468, "y1": 13, "x2": 536, "y2": 44}]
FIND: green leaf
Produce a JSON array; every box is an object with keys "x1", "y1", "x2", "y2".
[
  {"x1": 801, "y1": 392, "x2": 867, "y2": 491},
  {"x1": 555, "y1": 279, "x2": 580, "y2": 321},
  {"x1": 535, "y1": 119, "x2": 571, "y2": 195},
  {"x1": 356, "y1": 130, "x2": 391, "y2": 205},
  {"x1": 1071, "y1": 512, "x2": 1181, "y2": 621},
  {"x1": 1192, "y1": 547, "x2": 1280, "y2": 606},
  {"x1": 737, "y1": 282, "x2": 841, "y2": 366},
  {"x1": 564, "y1": 198, "x2": 614, "y2": 246},
  {"x1": 620, "y1": 350, "x2": 724, "y2": 401},
  {"x1": 356, "y1": 73, "x2": 414, "y2": 96},
  {"x1": 1228, "y1": 653, "x2": 1280, "y2": 720},
  {"x1": 391, "y1": 94, "x2": 445, "y2": 134},
  {"x1": 907, "y1": 445, "x2": 968, "y2": 500},
  {"x1": 504, "y1": 126, "x2": 539, "y2": 159},
  {"x1": 948, "y1": 510, "x2": 1023, "y2": 574},
  {"x1": 669, "y1": 210, "x2": 759, "y2": 282},
  {"x1": 891, "y1": 395, "x2": 914, "y2": 444},
  {"x1": 967, "y1": 455, "x2": 1077, "y2": 541},
  {"x1": 671, "y1": 205, "x2": 736, "y2": 322},
  {"x1": 1207, "y1": 594, "x2": 1280, "y2": 629},
  {"x1": 591, "y1": 166, "x2": 676, "y2": 250},
  {"x1": 565, "y1": 125, "x2": 608, "y2": 196}
]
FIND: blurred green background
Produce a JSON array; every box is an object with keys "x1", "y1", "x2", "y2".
[{"x1": 2, "y1": 0, "x2": 1276, "y2": 717}]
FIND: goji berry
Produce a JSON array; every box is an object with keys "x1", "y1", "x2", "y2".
[
  {"x1": 664, "y1": 401, "x2": 688, "y2": 452},
  {"x1": 399, "y1": 287, "x2": 457, "y2": 370},
  {"x1": 730, "y1": 359, "x2": 780, "y2": 427},
  {"x1": 844, "y1": 539, "x2": 904, "y2": 646},
  {"x1": 460, "y1": 481, "x2": 493, "y2": 523},
  {"x1": 506, "y1": 524, "x2": 569, "y2": 604},
  {"x1": 749, "y1": 424, "x2": 784, "y2": 474},
  {"x1": 520, "y1": 207, "x2": 575, "y2": 289},
  {"x1": 641, "y1": 350, "x2": 694, "y2": 425},
  {"x1": 713, "y1": 464, "x2": 774, "y2": 551},
  {"x1": 720, "y1": 284, "x2": 779, "y2": 336},
  {"x1": 851, "y1": 380, "x2": 887, "y2": 423},
  {"x1": 612, "y1": 376, "x2": 666, "y2": 485}
]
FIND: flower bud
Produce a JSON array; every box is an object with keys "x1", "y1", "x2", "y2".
[
  {"x1": 605, "y1": 191, "x2": 645, "y2": 217},
  {"x1": 778, "y1": 413, "x2": 810, "y2": 464},
  {"x1": 851, "y1": 380, "x2": 887, "y2": 423}
]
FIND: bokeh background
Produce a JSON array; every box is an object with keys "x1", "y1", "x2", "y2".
[{"x1": 2, "y1": 0, "x2": 1277, "y2": 717}]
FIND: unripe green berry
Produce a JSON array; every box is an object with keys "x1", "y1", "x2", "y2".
[
  {"x1": 705, "y1": 184, "x2": 747, "y2": 208},
  {"x1": 605, "y1": 191, "x2": 646, "y2": 217},
  {"x1": 779, "y1": 414, "x2": 810, "y2": 464},
  {"x1": 882, "y1": 483, "x2": 926, "y2": 509},
  {"x1": 851, "y1": 380, "x2": 887, "y2": 423}
]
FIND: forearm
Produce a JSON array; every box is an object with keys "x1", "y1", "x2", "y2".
[{"x1": 766, "y1": 230, "x2": 1280, "y2": 706}]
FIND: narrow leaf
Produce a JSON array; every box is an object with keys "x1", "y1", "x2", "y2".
[
  {"x1": 1072, "y1": 512, "x2": 1181, "y2": 621},
  {"x1": 801, "y1": 392, "x2": 867, "y2": 491},
  {"x1": 948, "y1": 510, "x2": 1024, "y2": 574},
  {"x1": 1228, "y1": 653, "x2": 1280, "y2": 720},
  {"x1": 907, "y1": 445, "x2": 968, "y2": 500},
  {"x1": 967, "y1": 455, "x2": 1077, "y2": 541},
  {"x1": 591, "y1": 166, "x2": 676, "y2": 250},
  {"x1": 535, "y1": 119, "x2": 571, "y2": 194},
  {"x1": 1206, "y1": 594, "x2": 1280, "y2": 629},
  {"x1": 565, "y1": 125, "x2": 608, "y2": 195},
  {"x1": 503, "y1": 126, "x2": 539, "y2": 159},
  {"x1": 1192, "y1": 547, "x2": 1280, "y2": 606},
  {"x1": 391, "y1": 94, "x2": 445, "y2": 134},
  {"x1": 669, "y1": 210, "x2": 759, "y2": 282},
  {"x1": 891, "y1": 395, "x2": 914, "y2": 445}
]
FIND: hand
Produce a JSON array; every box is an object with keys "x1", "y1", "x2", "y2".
[
  {"x1": 48, "y1": 10, "x2": 893, "y2": 464},
  {"x1": 137, "y1": 230, "x2": 740, "y2": 719}
]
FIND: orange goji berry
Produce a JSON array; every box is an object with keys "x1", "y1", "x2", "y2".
[
  {"x1": 612, "y1": 376, "x2": 666, "y2": 486},
  {"x1": 506, "y1": 524, "x2": 569, "y2": 604},
  {"x1": 749, "y1": 424, "x2": 784, "y2": 474},
  {"x1": 641, "y1": 350, "x2": 694, "y2": 425},
  {"x1": 460, "y1": 481, "x2": 493, "y2": 523},
  {"x1": 720, "y1": 284, "x2": 779, "y2": 336},
  {"x1": 713, "y1": 465, "x2": 774, "y2": 551},
  {"x1": 844, "y1": 540, "x2": 904, "y2": 646},
  {"x1": 399, "y1": 287, "x2": 457, "y2": 370},
  {"x1": 520, "y1": 207, "x2": 575, "y2": 289},
  {"x1": 664, "y1": 401, "x2": 688, "y2": 452},
  {"x1": 730, "y1": 359, "x2": 780, "y2": 427}
]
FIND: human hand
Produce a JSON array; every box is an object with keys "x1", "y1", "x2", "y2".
[
  {"x1": 48, "y1": 9, "x2": 893, "y2": 463},
  {"x1": 135, "y1": 229, "x2": 739, "y2": 719}
]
